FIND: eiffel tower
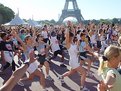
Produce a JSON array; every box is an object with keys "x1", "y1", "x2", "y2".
[{"x1": 58, "y1": 0, "x2": 84, "y2": 24}]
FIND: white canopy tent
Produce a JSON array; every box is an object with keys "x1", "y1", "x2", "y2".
[
  {"x1": 28, "y1": 19, "x2": 41, "y2": 27},
  {"x1": 5, "y1": 14, "x2": 27, "y2": 25},
  {"x1": 28, "y1": 19, "x2": 37, "y2": 26}
]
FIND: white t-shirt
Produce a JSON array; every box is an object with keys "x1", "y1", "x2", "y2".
[
  {"x1": 50, "y1": 36, "x2": 60, "y2": 52},
  {"x1": 68, "y1": 44, "x2": 80, "y2": 69},
  {"x1": 113, "y1": 30, "x2": 118, "y2": 36},
  {"x1": 90, "y1": 34, "x2": 97, "y2": 44},
  {"x1": 77, "y1": 34, "x2": 81, "y2": 41},
  {"x1": 41, "y1": 31, "x2": 48, "y2": 39},
  {"x1": 100, "y1": 35, "x2": 105, "y2": 41}
]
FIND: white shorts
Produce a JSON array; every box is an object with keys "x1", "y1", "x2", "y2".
[
  {"x1": 69, "y1": 59, "x2": 80, "y2": 69},
  {"x1": 27, "y1": 60, "x2": 39, "y2": 74}
]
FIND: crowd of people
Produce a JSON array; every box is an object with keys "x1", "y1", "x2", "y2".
[{"x1": 0, "y1": 21, "x2": 121, "y2": 91}]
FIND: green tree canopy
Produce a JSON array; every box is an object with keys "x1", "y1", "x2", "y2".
[
  {"x1": 0, "y1": 3, "x2": 14, "y2": 24},
  {"x1": 112, "y1": 18, "x2": 119, "y2": 24}
]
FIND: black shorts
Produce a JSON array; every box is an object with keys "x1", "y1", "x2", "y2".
[
  {"x1": 38, "y1": 54, "x2": 46, "y2": 65},
  {"x1": 43, "y1": 38, "x2": 48, "y2": 43},
  {"x1": 14, "y1": 47, "x2": 19, "y2": 50},
  {"x1": 54, "y1": 50, "x2": 62, "y2": 57},
  {"x1": 59, "y1": 45, "x2": 63, "y2": 50},
  {"x1": 97, "y1": 41, "x2": 101, "y2": 48},
  {"x1": 79, "y1": 51, "x2": 88, "y2": 60}
]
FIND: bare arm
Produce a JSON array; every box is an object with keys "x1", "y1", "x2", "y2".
[
  {"x1": 11, "y1": 29, "x2": 26, "y2": 51},
  {"x1": 65, "y1": 29, "x2": 70, "y2": 49},
  {"x1": 0, "y1": 48, "x2": 36, "y2": 91},
  {"x1": 0, "y1": 64, "x2": 29, "y2": 91},
  {"x1": 31, "y1": 27, "x2": 37, "y2": 47}
]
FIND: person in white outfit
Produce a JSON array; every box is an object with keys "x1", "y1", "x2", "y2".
[
  {"x1": 49, "y1": 31, "x2": 66, "y2": 67},
  {"x1": 13, "y1": 30, "x2": 47, "y2": 91},
  {"x1": 59, "y1": 27, "x2": 90, "y2": 91},
  {"x1": 98, "y1": 29, "x2": 108, "y2": 53},
  {"x1": 41, "y1": 25, "x2": 49, "y2": 44}
]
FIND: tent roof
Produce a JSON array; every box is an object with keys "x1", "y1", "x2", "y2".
[
  {"x1": 5, "y1": 14, "x2": 26, "y2": 25},
  {"x1": 28, "y1": 19, "x2": 39, "y2": 26}
]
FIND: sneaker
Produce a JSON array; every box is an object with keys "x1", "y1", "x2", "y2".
[
  {"x1": 60, "y1": 64, "x2": 66, "y2": 67},
  {"x1": 58, "y1": 76, "x2": 65, "y2": 84},
  {"x1": 17, "y1": 81, "x2": 24, "y2": 86},
  {"x1": 46, "y1": 76, "x2": 53, "y2": 81},
  {"x1": 80, "y1": 86, "x2": 90, "y2": 91}
]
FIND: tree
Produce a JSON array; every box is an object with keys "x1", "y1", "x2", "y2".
[
  {"x1": 0, "y1": 13, "x2": 3, "y2": 24},
  {"x1": 100, "y1": 19, "x2": 111, "y2": 24},
  {"x1": 112, "y1": 18, "x2": 119, "y2": 24},
  {"x1": 0, "y1": 4, "x2": 14, "y2": 24},
  {"x1": 119, "y1": 19, "x2": 121, "y2": 24},
  {"x1": 23, "y1": 19, "x2": 28, "y2": 22},
  {"x1": 83, "y1": 20, "x2": 90, "y2": 25},
  {"x1": 91, "y1": 19, "x2": 100, "y2": 25},
  {"x1": 50, "y1": 19, "x2": 56, "y2": 24}
]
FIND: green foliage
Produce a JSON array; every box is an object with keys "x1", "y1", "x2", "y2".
[
  {"x1": 112, "y1": 18, "x2": 119, "y2": 24},
  {"x1": 23, "y1": 19, "x2": 28, "y2": 22},
  {"x1": 119, "y1": 19, "x2": 121, "y2": 24},
  {"x1": 38, "y1": 18, "x2": 121, "y2": 25},
  {"x1": 100, "y1": 19, "x2": 111, "y2": 24},
  {"x1": 83, "y1": 18, "x2": 121, "y2": 25},
  {"x1": 0, "y1": 3, "x2": 14, "y2": 24},
  {"x1": 39, "y1": 19, "x2": 56, "y2": 25},
  {"x1": 50, "y1": 19, "x2": 56, "y2": 24}
]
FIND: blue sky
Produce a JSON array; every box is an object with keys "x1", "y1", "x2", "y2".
[{"x1": 0, "y1": 0, "x2": 121, "y2": 21}]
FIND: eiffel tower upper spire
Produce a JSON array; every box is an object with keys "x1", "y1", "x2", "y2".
[{"x1": 58, "y1": 0, "x2": 84, "y2": 24}]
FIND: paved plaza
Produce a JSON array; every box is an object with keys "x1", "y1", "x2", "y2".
[{"x1": 0, "y1": 51, "x2": 100, "y2": 91}]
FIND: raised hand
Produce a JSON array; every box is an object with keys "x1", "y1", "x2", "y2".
[{"x1": 11, "y1": 29, "x2": 17, "y2": 37}]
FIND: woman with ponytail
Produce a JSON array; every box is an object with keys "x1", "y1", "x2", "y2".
[
  {"x1": 97, "y1": 45, "x2": 121, "y2": 91},
  {"x1": 59, "y1": 21, "x2": 89, "y2": 91}
]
